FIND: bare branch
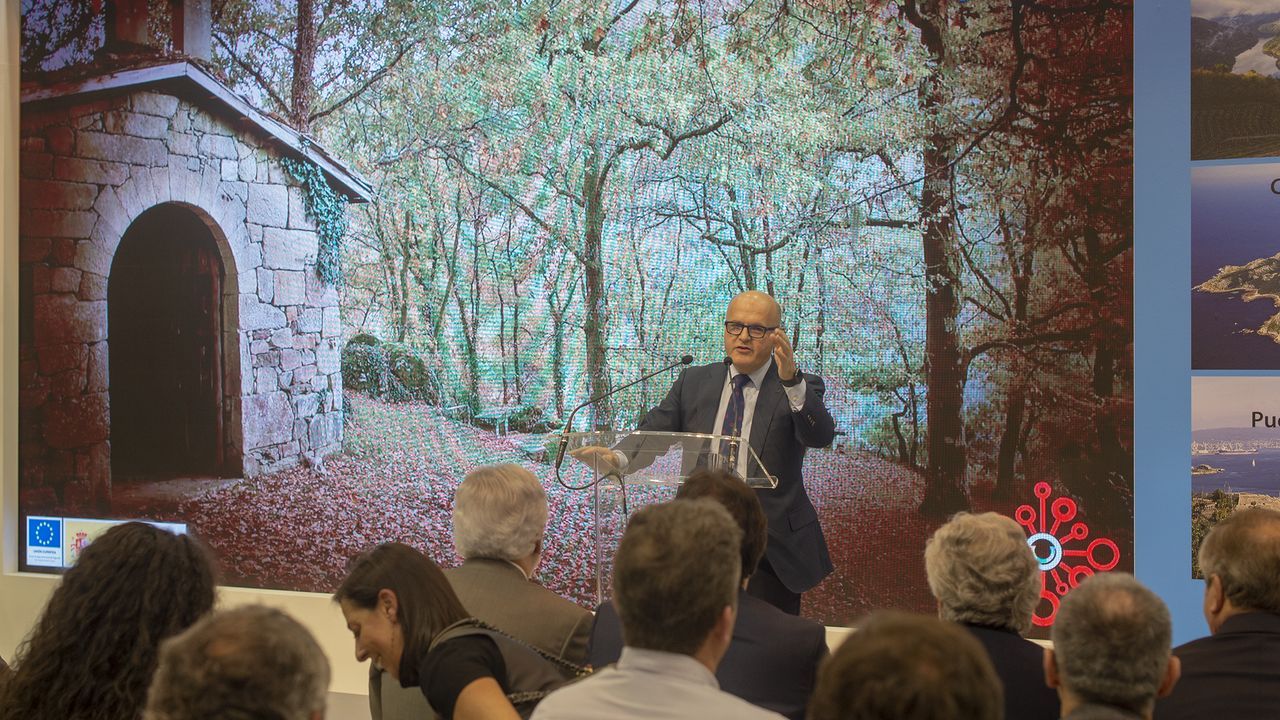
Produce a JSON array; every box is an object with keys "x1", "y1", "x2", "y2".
[
  {"x1": 584, "y1": 0, "x2": 644, "y2": 53},
  {"x1": 310, "y1": 40, "x2": 420, "y2": 124},
  {"x1": 213, "y1": 33, "x2": 291, "y2": 115},
  {"x1": 436, "y1": 146, "x2": 587, "y2": 266}
]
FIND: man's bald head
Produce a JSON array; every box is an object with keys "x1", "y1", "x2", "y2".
[
  {"x1": 723, "y1": 291, "x2": 782, "y2": 374},
  {"x1": 727, "y1": 291, "x2": 782, "y2": 326}
]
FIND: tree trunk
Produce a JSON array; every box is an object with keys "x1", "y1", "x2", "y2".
[
  {"x1": 508, "y1": 233, "x2": 523, "y2": 405},
  {"x1": 581, "y1": 148, "x2": 612, "y2": 428},
  {"x1": 918, "y1": 68, "x2": 970, "y2": 517},
  {"x1": 1083, "y1": 227, "x2": 1128, "y2": 472},
  {"x1": 550, "y1": 295, "x2": 567, "y2": 419},
  {"x1": 290, "y1": 0, "x2": 316, "y2": 133},
  {"x1": 892, "y1": 411, "x2": 910, "y2": 463},
  {"x1": 995, "y1": 386, "x2": 1026, "y2": 496},
  {"x1": 373, "y1": 209, "x2": 402, "y2": 342},
  {"x1": 739, "y1": 246, "x2": 756, "y2": 290},
  {"x1": 491, "y1": 253, "x2": 510, "y2": 404},
  {"x1": 395, "y1": 211, "x2": 412, "y2": 343},
  {"x1": 995, "y1": 213, "x2": 1033, "y2": 498},
  {"x1": 814, "y1": 245, "x2": 827, "y2": 374}
]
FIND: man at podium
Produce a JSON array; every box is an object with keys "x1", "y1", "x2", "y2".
[{"x1": 575, "y1": 291, "x2": 836, "y2": 614}]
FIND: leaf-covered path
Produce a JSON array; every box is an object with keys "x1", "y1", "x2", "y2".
[{"x1": 117, "y1": 394, "x2": 946, "y2": 624}]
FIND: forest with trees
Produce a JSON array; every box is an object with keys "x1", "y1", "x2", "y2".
[
  {"x1": 203, "y1": 0, "x2": 1132, "y2": 517},
  {"x1": 21, "y1": 0, "x2": 1133, "y2": 614}
]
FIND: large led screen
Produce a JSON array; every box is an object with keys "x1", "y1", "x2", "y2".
[{"x1": 17, "y1": 0, "x2": 1133, "y2": 629}]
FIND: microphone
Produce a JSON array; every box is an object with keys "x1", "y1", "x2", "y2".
[{"x1": 554, "y1": 355, "x2": 694, "y2": 469}]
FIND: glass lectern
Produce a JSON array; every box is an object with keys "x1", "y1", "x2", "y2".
[{"x1": 554, "y1": 430, "x2": 776, "y2": 603}]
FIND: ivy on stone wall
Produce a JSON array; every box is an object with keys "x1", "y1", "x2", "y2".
[{"x1": 281, "y1": 156, "x2": 346, "y2": 286}]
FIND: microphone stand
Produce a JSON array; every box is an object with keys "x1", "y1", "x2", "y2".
[
  {"x1": 552, "y1": 354, "x2": 693, "y2": 491},
  {"x1": 552, "y1": 354, "x2": 693, "y2": 607}
]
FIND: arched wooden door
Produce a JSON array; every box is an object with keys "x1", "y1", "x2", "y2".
[{"x1": 109, "y1": 204, "x2": 226, "y2": 478}]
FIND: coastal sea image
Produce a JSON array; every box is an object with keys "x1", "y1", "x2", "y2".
[
  {"x1": 1192, "y1": 163, "x2": 1280, "y2": 369},
  {"x1": 1191, "y1": 377, "x2": 1280, "y2": 576},
  {"x1": 1191, "y1": 375, "x2": 1280, "y2": 496},
  {"x1": 1192, "y1": 2, "x2": 1280, "y2": 159},
  {"x1": 1191, "y1": 441, "x2": 1280, "y2": 496}
]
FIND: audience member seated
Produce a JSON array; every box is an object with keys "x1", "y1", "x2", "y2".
[
  {"x1": 588, "y1": 468, "x2": 826, "y2": 719},
  {"x1": 448, "y1": 464, "x2": 592, "y2": 662},
  {"x1": 925, "y1": 511, "x2": 1060, "y2": 719},
  {"x1": 143, "y1": 605, "x2": 329, "y2": 720},
  {"x1": 0, "y1": 522, "x2": 216, "y2": 720},
  {"x1": 532, "y1": 499, "x2": 784, "y2": 719},
  {"x1": 807, "y1": 610, "x2": 1003, "y2": 720},
  {"x1": 1045, "y1": 573, "x2": 1179, "y2": 720},
  {"x1": 336, "y1": 542, "x2": 575, "y2": 720},
  {"x1": 372, "y1": 464, "x2": 592, "y2": 720},
  {"x1": 1156, "y1": 507, "x2": 1280, "y2": 719}
]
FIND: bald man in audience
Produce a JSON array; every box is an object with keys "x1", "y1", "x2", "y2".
[
  {"x1": 1045, "y1": 573, "x2": 1179, "y2": 720},
  {"x1": 1156, "y1": 507, "x2": 1280, "y2": 719}
]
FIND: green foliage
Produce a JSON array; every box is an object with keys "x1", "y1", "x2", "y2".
[
  {"x1": 280, "y1": 156, "x2": 347, "y2": 286},
  {"x1": 215, "y1": 0, "x2": 1133, "y2": 502},
  {"x1": 341, "y1": 336, "x2": 439, "y2": 403},
  {"x1": 385, "y1": 343, "x2": 433, "y2": 401},
  {"x1": 507, "y1": 405, "x2": 560, "y2": 434},
  {"x1": 1265, "y1": 34, "x2": 1280, "y2": 60},
  {"x1": 1191, "y1": 489, "x2": 1239, "y2": 577}
]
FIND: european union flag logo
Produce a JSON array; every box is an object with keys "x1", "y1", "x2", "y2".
[
  {"x1": 27, "y1": 516, "x2": 64, "y2": 568},
  {"x1": 29, "y1": 517, "x2": 60, "y2": 547}
]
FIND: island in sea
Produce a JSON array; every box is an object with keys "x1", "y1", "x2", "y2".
[{"x1": 1197, "y1": 253, "x2": 1280, "y2": 341}]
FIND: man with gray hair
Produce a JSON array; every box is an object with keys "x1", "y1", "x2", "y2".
[
  {"x1": 373, "y1": 463, "x2": 591, "y2": 720},
  {"x1": 1156, "y1": 506, "x2": 1280, "y2": 719},
  {"x1": 925, "y1": 511, "x2": 1059, "y2": 719},
  {"x1": 532, "y1": 499, "x2": 784, "y2": 719},
  {"x1": 143, "y1": 605, "x2": 329, "y2": 720},
  {"x1": 1045, "y1": 573, "x2": 1179, "y2": 720},
  {"x1": 446, "y1": 463, "x2": 591, "y2": 663}
]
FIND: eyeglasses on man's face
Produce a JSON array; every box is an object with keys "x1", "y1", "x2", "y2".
[{"x1": 724, "y1": 321, "x2": 777, "y2": 339}]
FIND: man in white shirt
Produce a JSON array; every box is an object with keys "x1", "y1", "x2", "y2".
[
  {"x1": 572, "y1": 291, "x2": 837, "y2": 614},
  {"x1": 531, "y1": 499, "x2": 784, "y2": 720}
]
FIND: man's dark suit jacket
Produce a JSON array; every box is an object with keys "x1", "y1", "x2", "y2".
[
  {"x1": 1154, "y1": 611, "x2": 1280, "y2": 720},
  {"x1": 961, "y1": 623, "x2": 1059, "y2": 720},
  {"x1": 587, "y1": 590, "x2": 828, "y2": 720},
  {"x1": 633, "y1": 360, "x2": 837, "y2": 592}
]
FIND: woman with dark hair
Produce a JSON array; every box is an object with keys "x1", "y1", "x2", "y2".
[
  {"x1": 336, "y1": 542, "x2": 574, "y2": 720},
  {"x1": 0, "y1": 521, "x2": 216, "y2": 720}
]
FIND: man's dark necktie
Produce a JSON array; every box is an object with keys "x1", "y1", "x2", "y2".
[{"x1": 720, "y1": 373, "x2": 752, "y2": 466}]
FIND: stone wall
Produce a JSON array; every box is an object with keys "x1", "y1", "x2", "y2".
[{"x1": 19, "y1": 89, "x2": 344, "y2": 509}]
